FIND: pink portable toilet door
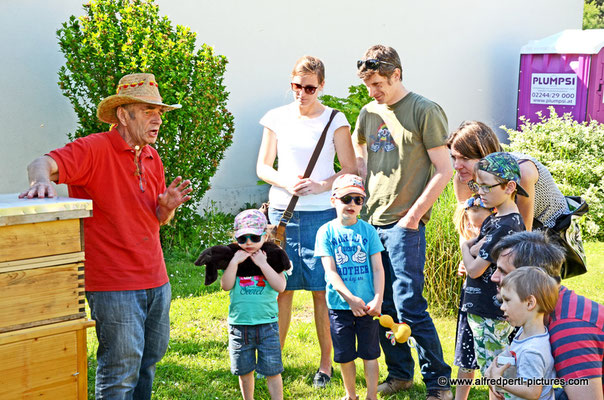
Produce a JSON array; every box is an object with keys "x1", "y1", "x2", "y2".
[{"x1": 587, "y1": 48, "x2": 604, "y2": 122}]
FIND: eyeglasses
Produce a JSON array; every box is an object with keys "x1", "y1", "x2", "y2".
[
  {"x1": 337, "y1": 195, "x2": 365, "y2": 206},
  {"x1": 356, "y1": 59, "x2": 395, "y2": 70},
  {"x1": 291, "y1": 82, "x2": 318, "y2": 95},
  {"x1": 236, "y1": 233, "x2": 265, "y2": 245},
  {"x1": 133, "y1": 156, "x2": 146, "y2": 193},
  {"x1": 468, "y1": 180, "x2": 502, "y2": 194}
]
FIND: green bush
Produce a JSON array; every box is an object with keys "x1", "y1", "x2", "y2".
[
  {"x1": 320, "y1": 84, "x2": 372, "y2": 133},
  {"x1": 424, "y1": 183, "x2": 462, "y2": 315},
  {"x1": 165, "y1": 202, "x2": 234, "y2": 263},
  {"x1": 56, "y1": 0, "x2": 234, "y2": 248},
  {"x1": 584, "y1": 0, "x2": 604, "y2": 29},
  {"x1": 502, "y1": 107, "x2": 604, "y2": 240}
]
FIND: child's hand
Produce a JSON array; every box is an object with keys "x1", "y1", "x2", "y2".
[
  {"x1": 250, "y1": 250, "x2": 268, "y2": 267},
  {"x1": 457, "y1": 261, "x2": 467, "y2": 277},
  {"x1": 485, "y1": 356, "x2": 509, "y2": 379},
  {"x1": 366, "y1": 298, "x2": 382, "y2": 316},
  {"x1": 232, "y1": 250, "x2": 251, "y2": 265},
  {"x1": 470, "y1": 237, "x2": 485, "y2": 257},
  {"x1": 463, "y1": 237, "x2": 478, "y2": 249},
  {"x1": 348, "y1": 296, "x2": 367, "y2": 317},
  {"x1": 484, "y1": 356, "x2": 508, "y2": 400}
]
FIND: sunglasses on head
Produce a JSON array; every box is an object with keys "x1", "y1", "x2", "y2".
[
  {"x1": 291, "y1": 82, "x2": 318, "y2": 95},
  {"x1": 356, "y1": 59, "x2": 395, "y2": 70},
  {"x1": 467, "y1": 180, "x2": 502, "y2": 194},
  {"x1": 337, "y1": 195, "x2": 365, "y2": 206},
  {"x1": 236, "y1": 233, "x2": 265, "y2": 245}
]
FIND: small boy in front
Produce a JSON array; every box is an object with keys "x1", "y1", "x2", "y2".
[
  {"x1": 315, "y1": 174, "x2": 385, "y2": 400},
  {"x1": 485, "y1": 267, "x2": 558, "y2": 400},
  {"x1": 460, "y1": 152, "x2": 527, "y2": 391}
]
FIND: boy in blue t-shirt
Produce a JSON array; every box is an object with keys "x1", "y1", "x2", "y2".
[{"x1": 315, "y1": 174, "x2": 385, "y2": 400}]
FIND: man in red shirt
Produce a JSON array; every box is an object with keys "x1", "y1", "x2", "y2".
[
  {"x1": 490, "y1": 231, "x2": 603, "y2": 400},
  {"x1": 20, "y1": 73, "x2": 192, "y2": 399}
]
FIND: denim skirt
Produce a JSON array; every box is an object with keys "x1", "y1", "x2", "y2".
[{"x1": 268, "y1": 207, "x2": 336, "y2": 291}]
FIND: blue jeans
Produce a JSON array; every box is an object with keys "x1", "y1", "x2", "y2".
[
  {"x1": 228, "y1": 322, "x2": 283, "y2": 377},
  {"x1": 86, "y1": 282, "x2": 171, "y2": 400},
  {"x1": 374, "y1": 223, "x2": 451, "y2": 390}
]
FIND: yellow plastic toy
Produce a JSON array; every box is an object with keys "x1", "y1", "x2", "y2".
[{"x1": 374, "y1": 314, "x2": 412, "y2": 344}]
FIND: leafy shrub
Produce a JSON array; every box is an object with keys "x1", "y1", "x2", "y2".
[
  {"x1": 56, "y1": 0, "x2": 234, "y2": 247},
  {"x1": 424, "y1": 183, "x2": 463, "y2": 315},
  {"x1": 320, "y1": 84, "x2": 372, "y2": 133},
  {"x1": 584, "y1": 0, "x2": 604, "y2": 29},
  {"x1": 164, "y1": 201, "x2": 234, "y2": 261},
  {"x1": 502, "y1": 107, "x2": 604, "y2": 240}
]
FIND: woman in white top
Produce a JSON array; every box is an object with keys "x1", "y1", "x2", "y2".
[{"x1": 256, "y1": 55, "x2": 356, "y2": 387}]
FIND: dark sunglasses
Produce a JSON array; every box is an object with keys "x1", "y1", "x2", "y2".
[
  {"x1": 356, "y1": 59, "x2": 395, "y2": 70},
  {"x1": 337, "y1": 195, "x2": 365, "y2": 206},
  {"x1": 291, "y1": 82, "x2": 318, "y2": 95},
  {"x1": 468, "y1": 180, "x2": 502, "y2": 194},
  {"x1": 236, "y1": 233, "x2": 265, "y2": 245}
]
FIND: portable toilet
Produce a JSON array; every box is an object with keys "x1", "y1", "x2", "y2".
[{"x1": 517, "y1": 29, "x2": 604, "y2": 128}]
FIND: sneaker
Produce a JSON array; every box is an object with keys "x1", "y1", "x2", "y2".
[
  {"x1": 312, "y1": 367, "x2": 333, "y2": 388},
  {"x1": 377, "y1": 378, "x2": 413, "y2": 395},
  {"x1": 426, "y1": 388, "x2": 453, "y2": 400}
]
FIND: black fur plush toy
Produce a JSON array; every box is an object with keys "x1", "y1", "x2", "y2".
[{"x1": 194, "y1": 241, "x2": 290, "y2": 285}]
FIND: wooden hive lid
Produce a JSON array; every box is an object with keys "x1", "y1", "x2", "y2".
[{"x1": 0, "y1": 194, "x2": 92, "y2": 226}]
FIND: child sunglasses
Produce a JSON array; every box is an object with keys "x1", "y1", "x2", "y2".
[
  {"x1": 236, "y1": 233, "x2": 266, "y2": 245},
  {"x1": 356, "y1": 59, "x2": 395, "y2": 70},
  {"x1": 337, "y1": 195, "x2": 365, "y2": 206},
  {"x1": 291, "y1": 82, "x2": 318, "y2": 95}
]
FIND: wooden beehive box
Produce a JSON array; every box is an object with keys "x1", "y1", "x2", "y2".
[
  {"x1": 0, "y1": 319, "x2": 95, "y2": 399},
  {"x1": 0, "y1": 194, "x2": 92, "y2": 333},
  {"x1": 0, "y1": 194, "x2": 94, "y2": 399}
]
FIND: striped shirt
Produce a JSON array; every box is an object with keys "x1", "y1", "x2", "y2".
[{"x1": 548, "y1": 286, "x2": 604, "y2": 385}]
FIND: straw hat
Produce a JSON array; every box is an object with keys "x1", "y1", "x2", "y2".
[{"x1": 96, "y1": 73, "x2": 181, "y2": 124}]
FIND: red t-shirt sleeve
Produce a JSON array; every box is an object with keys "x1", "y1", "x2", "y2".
[{"x1": 48, "y1": 136, "x2": 95, "y2": 186}]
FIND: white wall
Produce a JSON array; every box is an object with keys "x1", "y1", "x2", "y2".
[{"x1": 0, "y1": 0, "x2": 583, "y2": 212}]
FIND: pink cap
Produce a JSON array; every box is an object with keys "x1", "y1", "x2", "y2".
[
  {"x1": 234, "y1": 209, "x2": 267, "y2": 237},
  {"x1": 332, "y1": 174, "x2": 366, "y2": 198}
]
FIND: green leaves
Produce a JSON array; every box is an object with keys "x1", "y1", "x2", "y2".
[
  {"x1": 503, "y1": 107, "x2": 604, "y2": 240},
  {"x1": 57, "y1": 0, "x2": 234, "y2": 248},
  {"x1": 320, "y1": 84, "x2": 372, "y2": 133}
]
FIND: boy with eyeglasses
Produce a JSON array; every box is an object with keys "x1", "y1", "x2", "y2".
[
  {"x1": 314, "y1": 174, "x2": 385, "y2": 400},
  {"x1": 460, "y1": 152, "x2": 527, "y2": 391}
]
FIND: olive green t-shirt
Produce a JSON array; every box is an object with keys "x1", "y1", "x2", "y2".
[{"x1": 353, "y1": 92, "x2": 448, "y2": 226}]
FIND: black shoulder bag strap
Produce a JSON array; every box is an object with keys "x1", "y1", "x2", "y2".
[{"x1": 273, "y1": 109, "x2": 339, "y2": 245}]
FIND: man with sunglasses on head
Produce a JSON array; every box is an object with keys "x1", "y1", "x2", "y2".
[
  {"x1": 352, "y1": 45, "x2": 454, "y2": 400},
  {"x1": 20, "y1": 73, "x2": 192, "y2": 400}
]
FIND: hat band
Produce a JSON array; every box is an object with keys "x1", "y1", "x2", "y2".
[{"x1": 116, "y1": 80, "x2": 158, "y2": 94}]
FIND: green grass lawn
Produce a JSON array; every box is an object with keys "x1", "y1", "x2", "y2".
[{"x1": 86, "y1": 242, "x2": 604, "y2": 399}]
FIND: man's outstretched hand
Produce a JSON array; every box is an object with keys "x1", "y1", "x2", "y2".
[{"x1": 157, "y1": 176, "x2": 193, "y2": 225}]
